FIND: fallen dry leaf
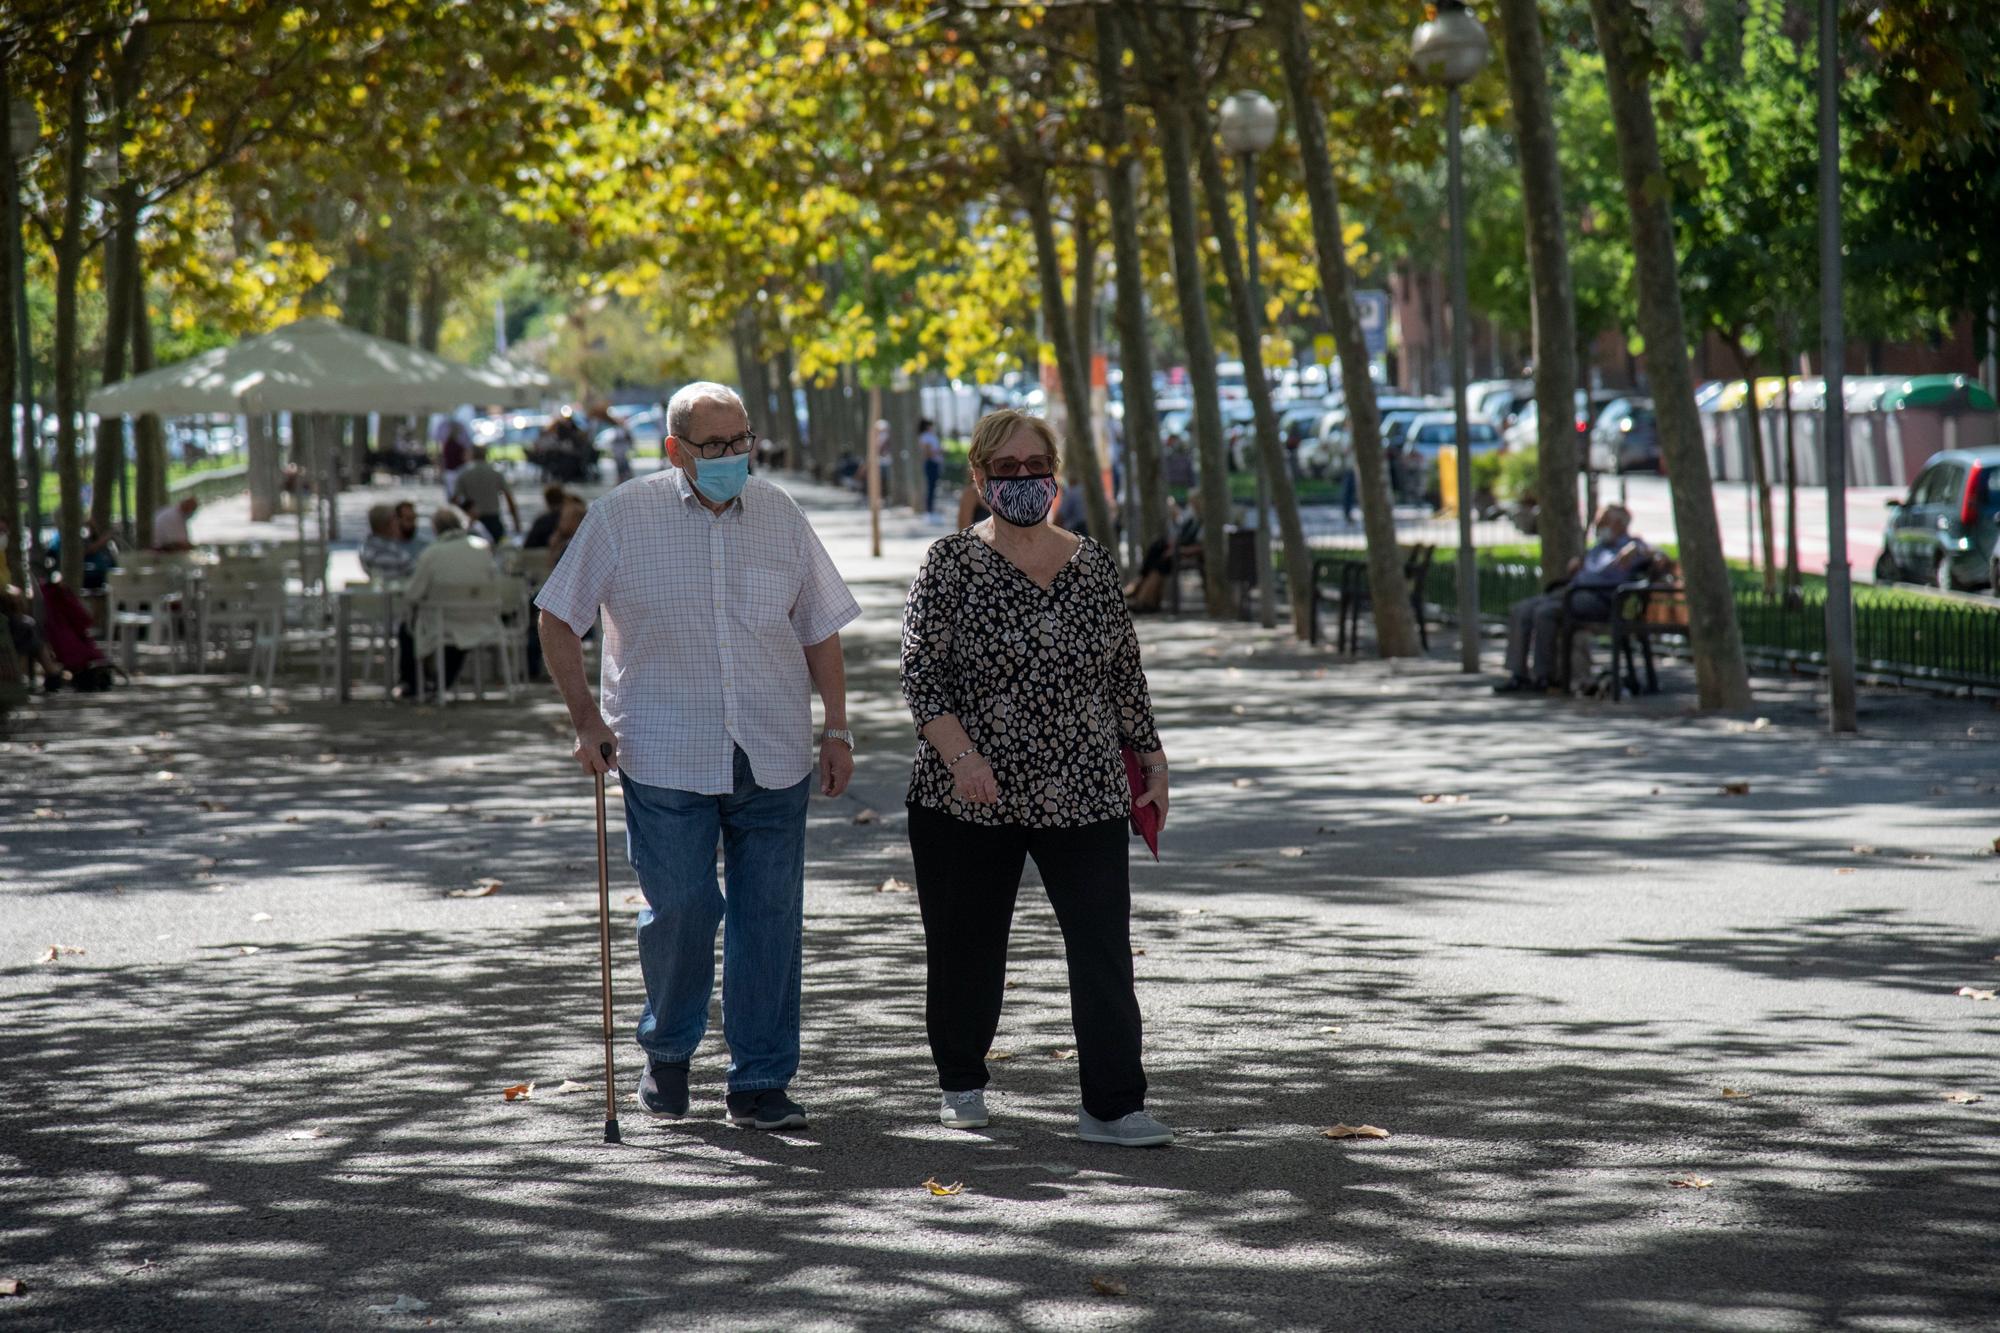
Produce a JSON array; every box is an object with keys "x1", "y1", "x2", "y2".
[
  {"x1": 285, "y1": 1128, "x2": 326, "y2": 1140},
  {"x1": 283, "y1": 814, "x2": 301, "y2": 824},
  {"x1": 501, "y1": 1082, "x2": 535, "y2": 1101},
  {"x1": 1318, "y1": 1025, "x2": 1344, "y2": 1035},
  {"x1": 1232, "y1": 777, "x2": 1258, "y2": 789},
  {"x1": 623, "y1": 894, "x2": 644, "y2": 905},
  {"x1": 447, "y1": 878, "x2": 503, "y2": 899},
  {"x1": 1090, "y1": 1277, "x2": 1128, "y2": 1298},
  {"x1": 1321, "y1": 1123, "x2": 1390, "y2": 1139},
  {"x1": 250, "y1": 912, "x2": 272, "y2": 923},
  {"x1": 367, "y1": 817, "x2": 391, "y2": 830},
  {"x1": 1942, "y1": 1090, "x2": 1984, "y2": 1105},
  {"x1": 366, "y1": 1295, "x2": 428, "y2": 1315},
  {"x1": 852, "y1": 808, "x2": 880, "y2": 825},
  {"x1": 196, "y1": 856, "x2": 219, "y2": 871},
  {"x1": 36, "y1": 945, "x2": 85, "y2": 965},
  {"x1": 0, "y1": 1277, "x2": 22, "y2": 1296},
  {"x1": 1669, "y1": 1175, "x2": 1713, "y2": 1189},
  {"x1": 1851, "y1": 844, "x2": 1878, "y2": 856},
  {"x1": 921, "y1": 1177, "x2": 964, "y2": 1196},
  {"x1": 877, "y1": 877, "x2": 913, "y2": 893},
  {"x1": 551, "y1": 1080, "x2": 590, "y2": 1095},
  {"x1": 986, "y1": 1050, "x2": 1014, "y2": 1062},
  {"x1": 1720, "y1": 782, "x2": 1751, "y2": 796},
  {"x1": 1720, "y1": 1088, "x2": 1749, "y2": 1099},
  {"x1": 1490, "y1": 814, "x2": 1512, "y2": 825},
  {"x1": 238, "y1": 946, "x2": 260, "y2": 956},
  {"x1": 1278, "y1": 846, "x2": 1305, "y2": 859},
  {"x1": 153, "y1": 770, "x2": 176, "y2": 782},
  {"x1": 1955, "y1": 987, "x2": 1996, "y2": 1001},
  {"x1": 1834, "y1": 867, "x2": 1858, "y2": 875},
  {"x1": 531, "y1": 813, "x2": 551, "y2": 825},
  {"x1": 31, "y1": 807, "x2": 61, "y2": 820},
  {"x1": 197, "y1": 799, "x2": 227, "y2": 813},
  {"x1": 1051, "y1": 1048, "x2": 1077, "y2": 1061},
  {"x1": 1419, "y1": 793, "x2": 1468, "y2": 805}
]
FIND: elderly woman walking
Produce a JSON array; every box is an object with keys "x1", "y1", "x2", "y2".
[{"x1": 900, "y1": 408, "x2": 1173, "y2": 1147}]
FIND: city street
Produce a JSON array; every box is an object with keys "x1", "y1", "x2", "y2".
[{"x1": 4, "y1": 478, "x2": 1996, "y2": 1330}]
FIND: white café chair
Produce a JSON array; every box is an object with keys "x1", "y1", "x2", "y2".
[
  {"x1": 196, "y1": 562, "x2": 286, "y2": 691},
  {"x1": 105, "y1": 566, "x2": 190, "y2": 674},
  {"x1": 414, "y1": 581, "x2": 516, "y2": 705}
]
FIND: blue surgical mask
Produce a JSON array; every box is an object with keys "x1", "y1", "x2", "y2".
[{"x1": 690, "y1": 452, "x2": 749, "y2": 504}]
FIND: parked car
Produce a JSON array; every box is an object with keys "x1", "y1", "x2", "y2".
[
  {"x1": 1588, "y1": 397, "x2": 1661, "y2": 473},
  {"x1": 1298, "y1": 394, "x2": 1437, "y2": 477},
  {"x1": 1466, "y1": 378, "x2": 1531, "y2": 426},
  {"x1": 1402, "y1": 413, "x2": 1504, "y2": 459},
  {"x1": 1504, "y1": 389, "x2": 1633, "y2": 462},
  {"x1": 1875, "y1": 448, "x2": 2000, "y2": 591}
]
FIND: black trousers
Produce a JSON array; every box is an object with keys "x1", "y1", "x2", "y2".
[
  {"x1": 397, "y1": 625, "x2": 466, "y2": 694},
  {"x1": 906, "y1": 803, "x2": 1147, "y2": 1121}
]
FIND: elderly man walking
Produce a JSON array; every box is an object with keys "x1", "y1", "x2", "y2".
[{"x1": 535, "y1": 381, "x2": 860, "y2": 1131}]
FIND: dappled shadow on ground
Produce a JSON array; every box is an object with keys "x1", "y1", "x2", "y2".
[
  {"x1": 1, "y1": 895, "x2": 1993, "y2": 1330},
  {"x1": 3, "y1": 508, "x2": 1998, "y2": 1328}
]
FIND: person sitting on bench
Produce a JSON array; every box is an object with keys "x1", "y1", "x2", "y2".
[
  {"x1": 1495, "y1": 504, "x2": 1649, "y2": 694},
  {"x1": 1124, "y1": 496, "x2": 1202, "y2": 613}
]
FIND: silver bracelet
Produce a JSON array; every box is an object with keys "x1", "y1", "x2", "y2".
[
  {"x1": 1142, "y1": 762, "x2": 1169, "y2": 775},
  {"x1": 946, "y1": 746, "x2": 978, "y2": 769}
]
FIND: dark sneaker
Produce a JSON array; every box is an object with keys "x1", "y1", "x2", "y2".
[
  {"x1": 726, "y1": 1087, "x2": 808, "y2": 1130},
  {"x1": 1492, "y1": 675, "x2": 1533, "y2": 694},
  {"x1": 637, "y1": 1059, "x2": 690, "y2": 1118}
]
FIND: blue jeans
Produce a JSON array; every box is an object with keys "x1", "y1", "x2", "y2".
[{"x1": 621, "y1": 747, "x2": 811, "y2": 1092}]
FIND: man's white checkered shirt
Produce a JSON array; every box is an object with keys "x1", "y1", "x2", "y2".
[{"x1": 534, "y1": 468, "x2": 860, "y2": 795}]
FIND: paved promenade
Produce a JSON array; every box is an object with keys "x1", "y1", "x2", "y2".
[{"x1": 3, "y1": 475, "x2": 1996, "y2": 1329}]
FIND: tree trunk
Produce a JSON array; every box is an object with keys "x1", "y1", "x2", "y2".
[
  {"x1": 1189, "y1": 94, "x2": 1315, "y2": 634},
  {"x1": 1273, "y1": 0, "x2": 1420, "y2": 655},
  {"x1": 1066, "y1": 180, "x2": 1116, "y2": 548},
  {"x1": 91, "y1": 179, "x2": 139, "y2": 537},
  {"x1": 1496, "y1": 0, "x2": 1584, "y2": 578},
  {"x1": 1126, "y1": 1, "x2": 1230, "y2": 611},
  {"x1": 1588, "y1": 0, "x2": 1751, "y2": 709},
  {"x1": 772, "y1": 348, "x2": 802, "y2": 472},
  {"x1": 1097, "y1": 4, "x2": 1167, "y2": 559},
  {"x1": 1781, "y1": 361, "x2": 1799, "y2": 598},
  {"x1": 1023, "y1": 167, "x2": 1113, "y2": 556},
  {"x1": 417, "y1": 262, "x2": 445, "y2": 353},
  {"x1": 131, "y1": 248, "x2": 163, "y2": 541},
  {"x1": 0, "y1": 62, "x2": 20, "y2": 587},
  {"x1": 376, "y1": 250, "x2": 414, "y2": 477},
  {"x1": 342, "y1": 249, "x2": 380, "y2": 480},
  {"x1": 53, "y1": 52, "x2": 91, "y2": 590},
  {"x1": 1727, "y1": 337, "x2": 1777, "y2": 594}
]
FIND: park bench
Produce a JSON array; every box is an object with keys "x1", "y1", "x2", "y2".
[
  {"x1": 1309, "y1": 544, "x2": 1434, "y2": 653},
  {"x1": 1554, "y1": 557, "x2": 1687, "y2": 700},
  {"x1": 1167, "y1": 526, "x2": 1259, "y2": 618}
]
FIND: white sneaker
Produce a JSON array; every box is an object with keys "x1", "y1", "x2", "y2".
[
  {"x1": 1077, "y1": 1108, "x2": 1174, "y2": 1147},
  {"x1": 939, "y1": 1089, "x2": 990, "y2": 1128}
]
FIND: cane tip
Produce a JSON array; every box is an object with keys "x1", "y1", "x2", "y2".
[{"x1": 605, "y1": 1119, "x2": 622, "y2": 1144}]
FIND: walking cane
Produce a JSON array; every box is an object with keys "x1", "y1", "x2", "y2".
[{"x1": 594, "y1": 741, "x2": 622, "y2": 1145}]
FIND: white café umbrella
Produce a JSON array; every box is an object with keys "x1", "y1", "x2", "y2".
[{"x1": 86, "y1": 316, "x2": 542, "y2": 416}]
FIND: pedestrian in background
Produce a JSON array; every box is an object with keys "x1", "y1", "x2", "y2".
[
  {"x1": 899, "y1": 407, "x2": 1173, "y2": 1148},
  {"x1": 918, "y1": 417, "x2": 944, "y2": 519}
]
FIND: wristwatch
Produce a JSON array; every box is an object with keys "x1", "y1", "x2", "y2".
[{"x1": 821, "y1": 728, "x2": 854, "y2": 749}]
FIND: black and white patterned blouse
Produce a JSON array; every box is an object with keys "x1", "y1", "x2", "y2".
[{"x1": 901, "y1": 529, "x2": 1162, "y2": 828}]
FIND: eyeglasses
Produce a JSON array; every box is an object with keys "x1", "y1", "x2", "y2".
[
  {"x1": 988, "y1": 455, "x2": 1056, "y2": 479},
  {"x1": 684, "y1": 430, "x2": 759, "y2": 460}
]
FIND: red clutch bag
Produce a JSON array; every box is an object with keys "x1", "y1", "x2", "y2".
[{"x1": 1122, "y1": 745, "x2": 1161, "y2": 860}]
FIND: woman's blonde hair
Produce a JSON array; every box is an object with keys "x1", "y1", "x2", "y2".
[{"x1": 967, "y1": 409, "x2": 1060, "y2": 476}]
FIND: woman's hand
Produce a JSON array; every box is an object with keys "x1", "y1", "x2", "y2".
[
  {"x1": 1133, "y1": 755, "x2": 1168, "y2": 830},
  {"x1": 952, "y1": 752, "x2": 1000, "y2": 805}
]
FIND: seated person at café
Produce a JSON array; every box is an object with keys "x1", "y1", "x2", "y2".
[
  {"x1": 45, "y1": 520, "x2": 119, "y2": 591},
  {"x1": 522, "y1": 484, "x2": 571, "y2": 549},
  {"x1": 1124, "y1": 495, "x2": 1202, "y2": 613},
  {"x1": 150, "y1": 495, "x2": 199, "y2": 553},
  {"x1": 1495, "y1": 504, "x2": 1651, "y2": 694},
  {"x1": 359, "y1": 503, "x2": 419, "y2": 581},
  {"x1": 397, "y1": 506, "x2": 501, "y2": 700}
]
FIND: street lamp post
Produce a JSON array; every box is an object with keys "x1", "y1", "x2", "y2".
[
  {"x1": 1217, "y1": 90, "x2": 1280, "y2": 630},
  {"x1": 1412, "y1": 0, "x2": 1491, "y2": 673},
  {"x1": 6, "y1": 87, "x2": 42, "y2": 588}
]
